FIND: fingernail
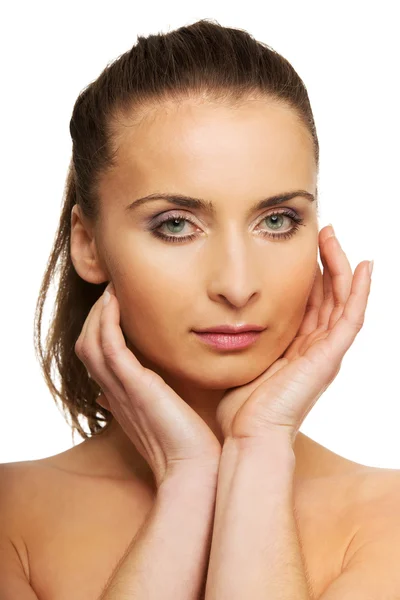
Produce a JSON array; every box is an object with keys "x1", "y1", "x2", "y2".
[
  {"x1": 369, "y1": 260, "x2": 374, "y2": 276},
  {"x1": 103, "y1": 282, "x2": 112, "y2": 305},
  {"x1": 103, "y1": 289, "x2": 110, "y2": 306},
  {"x1": 327, "y1": 223, "x2": 335, "y2": 237}
]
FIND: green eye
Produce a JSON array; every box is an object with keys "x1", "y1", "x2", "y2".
[{"x1": 150, "y1": 209, "x2": 305, "y2": 243}]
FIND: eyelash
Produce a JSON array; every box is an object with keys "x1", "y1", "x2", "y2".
[{"x1": 149, "y1": 209, "x2": 305, "y2": 244}]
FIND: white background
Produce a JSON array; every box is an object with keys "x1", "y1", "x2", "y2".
[{"x1": 1, "y1": 1, "x2": 398, "y2": 467}]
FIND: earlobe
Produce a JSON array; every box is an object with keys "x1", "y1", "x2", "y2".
[{"x1": 70, "y1": 204, "x2": 108, "y2": 285}]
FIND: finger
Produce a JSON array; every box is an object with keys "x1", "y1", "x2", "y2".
[
  {"x1": 75, "y1": 296, "x2": 103, "y2": 379},
  {"x1": 100, "y1": 292, "x2": 186, "y2": 414},
  {"x1": 319, "y1": 224, "x2": 337, "y2": 246},
  {"x1": 284, "y1": 264, "x2": 322, "y2": 360},
  {"x1": 297, "y1": 229, "x2": 336, "y2": 354},
  {"x1": 99, "y1": 289, "x2": 153, "y2": 396},
  {"x1": 317, "y1": 237, "x2": 334, "y2": 328},
  {"x1": 284, "y1": 263, "x2": 323, "y2": 360},
  {"x1": 75, "y1": 293, "x2": 114, "y2": 406},
  {"x1": 78, "y1": 291, "x2": 125, "y2": 400},
  {"x1": 295, "y1": 223, "x2": 334, "y2": 337},
  {"x1": 100, "y1": 291, "x2": 218, "y2": 464},
  {"x1": 309, "y1": 260, "x2": 372, "y2": 364},
  {"x1": 296, "y1": 263, "x2": 324, "y2": 337},
  {"x1": 324, "y1": 234, "x2": 353, "y2": 329},
  {"x1": 76, "y1": 296, "x2": 100, "y2": 350}
]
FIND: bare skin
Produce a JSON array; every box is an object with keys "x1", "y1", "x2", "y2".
[
  {"x1": 3, "y1": 422, "x2": 399, "y2": 600},
  {"x1": 2, "y1": 97, "x2": 397, "y2": 598}
]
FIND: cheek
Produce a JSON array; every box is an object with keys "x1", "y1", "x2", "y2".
[
  {"x1": 270, "y1": 260, "x2": 317, "y2": 345},
  {"x1": 115, "y1": 262, "x2": 192, "y2": 344}
]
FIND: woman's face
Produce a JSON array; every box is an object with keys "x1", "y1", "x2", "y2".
[{"x1": 95, "y1": 98, "x2": 319, "y2": 391}]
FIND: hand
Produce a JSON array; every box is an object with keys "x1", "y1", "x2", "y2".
[
  {"x1": 75, "y1": 282, "x2": 221, "y2": 488},
  {"x1": 215, "y1": 224, "x2": 373, "y2": 448}
]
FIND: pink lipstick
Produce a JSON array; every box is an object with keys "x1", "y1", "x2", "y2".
[
  {"x1": 193, "y1": 331, "x2": 262, "y2": 350},
  {"x1": 192, "y1": 323, "x2": 265, "y2": 350}
]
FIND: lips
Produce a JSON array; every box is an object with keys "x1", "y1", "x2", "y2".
[
  {"x1": 194, "y1": 324, "x2": 265, "y2": 334},
  {"x1": 193, "y1": 330, "x2": 263, "y2": 350}
]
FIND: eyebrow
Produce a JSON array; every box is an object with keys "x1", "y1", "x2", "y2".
[{"x1": 125, "y1": 189, "x2": 315, "y2": 216}]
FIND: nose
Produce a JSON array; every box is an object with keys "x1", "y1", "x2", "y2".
[{"x1": 207, "y1": 235, "x2": 262, "y2": 309}]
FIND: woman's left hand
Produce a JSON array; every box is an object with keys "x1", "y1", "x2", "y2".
[{"x1": 216, "y1": 224, "x2": 373, "y2": 448}]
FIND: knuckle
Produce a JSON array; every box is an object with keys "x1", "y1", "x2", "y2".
[
  {"x1": 333, "y1": 298, "x2": 343, "y2": 309},
  {"x1": 101, "y1": 339, "x2": 120, "y2": 362},
  {"x1": 79, "y1": 343, "x2": 93, "y2": 364},
  {"x1": 349, "y1": 317, "x2": 364, "y2": 332},
  {"x1": 354, "y1": 318, "x2": 364, "y2": 331},
  {"x1": 343, "y1": 312, "x2": 364, "y2": 332},
  {"x1": 74, "y1": 338, "x2": 82, "y2": 357}
]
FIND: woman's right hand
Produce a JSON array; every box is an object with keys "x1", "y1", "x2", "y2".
[{"x1": 74, "y1": 282, "x2": 221, "y2": 489}]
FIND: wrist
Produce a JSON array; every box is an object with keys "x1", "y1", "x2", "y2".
[
  {"x1": 222, "y1": 434, "x2": 295, "y2": 475},
  {"x1": 159, "y1": 458, "x2": 220, "y2": 497}
]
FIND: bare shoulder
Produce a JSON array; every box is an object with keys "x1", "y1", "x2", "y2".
[
  {"x1": 340, "y1": 463, "x2": 400, "y2": 532},
  {"x1": 316, "y1": 466, "x2": 400, "y2": 597},
  {"x1": 346, "y1": 465, "x2": 400, "y2": 551},
  {"x1": 0, "y1": 459, "x2": 61, "y2": 531},
  {"x1": 292, "y1": 443, "x2": 400, "y2": 597},
  {"x1": 316, "y1": 463, "x2": 400, "y2": 573},
  {"x1": 0, "y1": 455, "x2": 156, "y2": 599},
  {"x1": 0, "y1": 459, "x2": 38, "y2": 520},
  {"x1": 356, "y1": 464, "x2": 400, "y2": 501},
  {"x1": 0, "y1": 460, "x2": 41, "y2": 583}
]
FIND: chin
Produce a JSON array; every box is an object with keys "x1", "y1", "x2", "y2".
[
  {"x1": 125, "y1": 336, "x2": 278, "y2": 391},
  {"x1": 184, "y1": 360, "x2": 274, "y2": 390}
]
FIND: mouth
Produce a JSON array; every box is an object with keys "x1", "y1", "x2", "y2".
[
  {"x1": 193, "y1": 324, "x2": 266, "y2": 334},
  {"x1": 192, "y1": 330, "x2": 264, "y2": 350}
]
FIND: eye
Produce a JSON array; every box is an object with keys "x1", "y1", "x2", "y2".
[
  {"x1": 148, "y1": 212, "x2": 200, "y2": 243},
  {"x1": 256, "y1": 210, "x2": 305, "y2": 241},
  {"x1": 148, "y1": 209, "x2": 305, "y2": 243}
]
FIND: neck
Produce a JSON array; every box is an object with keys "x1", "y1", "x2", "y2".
[{"x1": 85, "y1": 402, "x2": 320, "y2": 488}]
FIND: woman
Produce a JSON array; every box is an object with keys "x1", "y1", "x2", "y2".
[{"x1": 1, "y1": 18, "x2": 397, "y2": 600}]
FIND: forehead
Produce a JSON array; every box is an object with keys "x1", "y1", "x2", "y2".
[{"x1": 103, "y1": 98, "x2": 316, "y2": 204}]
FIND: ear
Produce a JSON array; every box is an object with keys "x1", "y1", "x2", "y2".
[{"x1": 70, "y1": 204, "x2": 109, "y2": 285}]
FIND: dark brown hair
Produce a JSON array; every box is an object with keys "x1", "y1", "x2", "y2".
[{"x1": 34, "y1": 18, "x2": 320, "y2": 444}]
